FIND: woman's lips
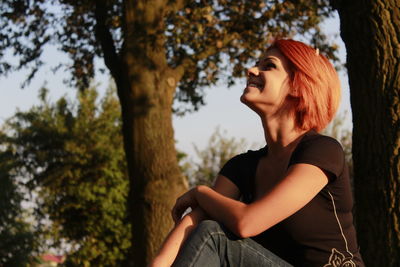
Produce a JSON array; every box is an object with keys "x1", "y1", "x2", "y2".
[{"x1": 246, "y1": 82, "x2": 263, "y2": 90}]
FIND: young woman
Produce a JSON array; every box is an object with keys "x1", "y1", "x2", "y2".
[{"x1": 150, "y1": 39, "x2": 365, "y2": 267}]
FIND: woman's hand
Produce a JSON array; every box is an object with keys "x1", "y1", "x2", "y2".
[{"x1": 171, "y1": 187, "x2": 198, "y2": 224}]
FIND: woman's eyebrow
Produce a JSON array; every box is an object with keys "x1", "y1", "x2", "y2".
[
  {"x1": 257, "y1": 57, "x2": 278, "y2": 64},
  {"x1": 264, "y1": 57, "x2": 278, "y2": 62}
]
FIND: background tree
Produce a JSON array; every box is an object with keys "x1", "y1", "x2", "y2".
[
  {"x1": 185, "y1": 127, "x2": 249, "y2": 187},
  {"x1": 332, "y1": 0, "x2": 400, "y2": 265},
  {"x1": 0, "y1": 147, "x2": 36, "y2": 266},
  {"x1": 0, "y1": 0, "x2": 338, "y2": 264},
  {"x1": 0, "y1": 87, "x2": 130, "y2": 266}
]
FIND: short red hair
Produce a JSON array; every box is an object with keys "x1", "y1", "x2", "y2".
[{"x1": 269, "y1": 39, "x2": 341, "y2": 132}]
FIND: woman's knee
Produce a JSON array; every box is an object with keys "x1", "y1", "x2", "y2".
[
  {"x1": 195, "y1": 220, "x2": 225, "y2": 236},
  {"x1": 172, "y1": 220, "x2": 225, "y2": 266}
]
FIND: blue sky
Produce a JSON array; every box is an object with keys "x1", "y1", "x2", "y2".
[{"x1": 0, "y1": 11, "x2": 350, "y2": 160}]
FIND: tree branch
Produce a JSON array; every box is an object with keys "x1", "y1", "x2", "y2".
[
  {"x1": 94, "y1": 1, "x2": 121, "y2": 82},
  {"x1": 173, "y1": 32, "x2": 239, "y2": 81}
]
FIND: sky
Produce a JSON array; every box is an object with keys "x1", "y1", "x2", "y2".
[{"x1": 0, "y1": 11, "x2": 350, "y2": 161}]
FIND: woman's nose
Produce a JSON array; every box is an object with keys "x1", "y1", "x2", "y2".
[{"x1": 247, "y1": 66, "x2": 259, "y2": 77}]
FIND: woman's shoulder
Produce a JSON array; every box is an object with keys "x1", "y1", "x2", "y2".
[
  {"x1": 290, "y1": 130, "x2": 346, "y2": 181},
  {"x1": 231, "y1": 146, "x2": 267, "y2": 160},
  {"x1": 300, "y1": 130, "x2": 344, "y2": 152}
]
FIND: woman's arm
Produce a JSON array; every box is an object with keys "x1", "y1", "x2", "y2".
[
  {"x1": 150, "y1": 175, "x2": 240, "y2": 267},
  {"x1": 194, "y1": 163, "x2": 329, "y2": 238},
  {"x1": 150, "y1": 207, "x2": 207, "y2": 267}
]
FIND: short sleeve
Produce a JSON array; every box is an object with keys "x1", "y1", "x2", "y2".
[
  {"x1": 218, "y1": 154, "x2": 247, "y2": 191},
  {"x1": 289, "y1": 136, "x2": 345, "y2": 182}
]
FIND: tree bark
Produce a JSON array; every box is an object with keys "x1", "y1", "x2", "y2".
[
  {"x1": 114, "y1": 1, "x2": 188, "y2": 266},
  {"x1": 119, "y1": 65, "x2": 187, "y2": 266},
  {"x1": 332, "y1": 0, "x2": 400, "y2": 265}
]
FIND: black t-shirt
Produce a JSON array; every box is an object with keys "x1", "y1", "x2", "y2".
[{"x1": 219, "y1": 131, "x2": 365, "y2": 267}]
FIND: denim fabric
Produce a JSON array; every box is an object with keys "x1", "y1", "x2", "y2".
[{"x1": 172, "y1": 220, "x2": 293, "y2": 267}]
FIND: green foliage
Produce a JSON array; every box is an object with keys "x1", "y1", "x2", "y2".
[
  {"x1": 0, "y1": 147, "x2": 36, "y2": 267},
  {"x1": 0, "y1": 0, "x2": 122, "y2": 89},
  {"x1": 0, "y1": 0, "x2": 338, "y2": 112},
  {"x1": 0, "y1": 86, "x2": 130, "y2": 266},
  {"x1": 185, "y1": 127, "x2": 249, "y2": 187}
]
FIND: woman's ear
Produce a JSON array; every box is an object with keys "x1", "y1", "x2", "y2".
[
  {"x1": 288, "y1": 85, "x2": 299, "y2": 98},
  {"x1": 291, "y1": 92, "x2": 300, "y2": 98}
]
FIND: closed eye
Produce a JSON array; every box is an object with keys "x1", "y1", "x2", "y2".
[
  {"x1": 259, "y1": 62, "x2": 276, "y2": 71},
  {"x1": 266, "y1": 63, "x2": 276, "y2": 69}
]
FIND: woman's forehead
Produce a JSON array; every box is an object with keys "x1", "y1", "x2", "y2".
[
  {"x1": 261, "y1": 48, "x2": 284, "y2": 61},
  {"x1": 260, "y1": 48, "x2": 291, "y2": 67}
]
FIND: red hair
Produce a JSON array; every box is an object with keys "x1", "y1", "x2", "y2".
[{"x1": 269, "y1": 39, "x2": 341, "y2": 132}]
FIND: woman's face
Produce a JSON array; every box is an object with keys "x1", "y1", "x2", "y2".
[{"x1": 240, "y1": 48, "x2": 293, "y2": 116}]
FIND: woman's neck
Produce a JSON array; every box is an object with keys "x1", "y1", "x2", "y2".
[{"x1": 260, "y1": 114, "x2": 307, "y2": 158}]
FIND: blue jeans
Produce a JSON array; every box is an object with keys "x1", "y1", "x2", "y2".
[{"x1": 172, "y1": 220, "x2": 293, "y2": 267}]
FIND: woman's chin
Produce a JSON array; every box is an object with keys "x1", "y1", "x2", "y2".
[
  {"x1": 240, "y1": 93, "x2": 250, "y2": 105},
  {"x1": 240, "y1": 91, "x2": 257, "y2": 104},
  {"x1": 240, "y1": 94, "x2": 257, "y2": 109}
]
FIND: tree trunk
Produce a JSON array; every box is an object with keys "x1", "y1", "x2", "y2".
[
  {"x1": 119, "y1": 65, "x2": 186, "y2": 266},
  {"x1": 332, "y1": 0, "x2": 400, "y2": 265},
  {"x1": 115, "y1": 1, "x2": 187, "y2": 266},
  {"x1": 118, "y1": 51, "x2": 187, "y2": 265}
]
